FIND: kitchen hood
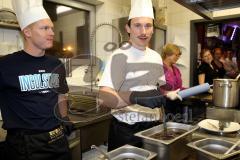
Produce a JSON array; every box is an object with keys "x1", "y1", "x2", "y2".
[{"x1": 174, "y1": 0, "x2": 240, "y2": 20}]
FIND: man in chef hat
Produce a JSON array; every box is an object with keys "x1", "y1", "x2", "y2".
[
  {"x1": 0, "y1": 0, "x2": 71, "y2": 159},
  {"x1": 99, "y1": 0, "x2": 181, "y2": 151}
]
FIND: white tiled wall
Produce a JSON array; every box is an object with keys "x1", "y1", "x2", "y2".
[
  {"x1": 0, "y1": 0, "x2": 12, "y2": 9},
  {"x1": 95, "y1": 0, "x2": 130, "y2": 62},
  {"x1": 166, "y1": 0, "x2": 201, "y2": 87}
]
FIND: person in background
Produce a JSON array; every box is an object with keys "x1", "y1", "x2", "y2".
[
  {"x1": 98, "y1": 0, "x2": 181, "y2": 151},
  {"x1": 198, "y1": 48, "x2": 221, "y2": 85},
  {"x1": 212, "y1": 47, "x2": 226, "y2": 78},
  {"x1": 160, "y1": 43, "x2": 184, "y2": 93},
  {"x1": 159, "y1": 43, "x2": 185, "y2": 115},
  {"x1": 221, "y1": 48, "x2": 239, "y2": 78},
  {"x1": 0, "y1": 0, "x2": 72, "y2": 159}
]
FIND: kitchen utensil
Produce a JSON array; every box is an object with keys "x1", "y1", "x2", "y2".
[
  {"x1": 218, "y1": 121, "x2": 230, "y2": 131},
  {"x1": 91, "y1": 145, "x2": 109, "y2": 160},
  {"x1": 235, "y1": 73, "x2": 240, "y2": 80},
  {"x1": 224, "y1": 139, "x2": 240, "y2": 155},
  {"x1": 198, "y1": 119, "x2": 240, "y2": 134},
  {"x1": 161, "y1": 106, "x2": 167, "y2": 136},
  {"x1": 178, "y1": 83, "x2": 210, "y2": 99},
  {"x1": 213, "y1": 79, "x2": 239, "y2": 108}
]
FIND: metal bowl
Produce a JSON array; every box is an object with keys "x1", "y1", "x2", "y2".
[
  {"x1": 105, "y1": 145, "x2": 156, "y2": 160},
  {"x1": 135, "y1": 122, "x2": 198, "y2": 160},
  {"x1": 135, "y1": 122, "x2": 199, "y2": 145},
  {"x1": 188, "y1": 138, "x2": 240, "y2": 160}
]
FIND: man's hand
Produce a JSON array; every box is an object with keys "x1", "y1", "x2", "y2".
[
  {"x1": 61, "y1": 116, "x2": 75, "y2": 136},
  {"x1": 166, "y1": 89, "x2": 182, "y2": 101},
  {"x1": 129, "y1": 90, "x2": 166, "y2": 108}
]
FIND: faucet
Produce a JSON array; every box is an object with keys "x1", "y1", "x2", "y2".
[{"x1": 91, "y1": 145, "x2": 110, "y2": 160}]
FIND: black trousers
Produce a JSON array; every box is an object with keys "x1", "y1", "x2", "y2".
[
  {"x1": 108, "y1": 117, "x2": 160, "y2": 151},
  {"x1": 3, "y1": 127, "x2": 71, "y2": 160}
]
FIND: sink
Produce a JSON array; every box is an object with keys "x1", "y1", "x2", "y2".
[
  {"x1": 188, "y1": 138, "x2": 240, "y2": 160},
  {"x1": 104, "y1": 145, "x2": 156, "y2": 160}
]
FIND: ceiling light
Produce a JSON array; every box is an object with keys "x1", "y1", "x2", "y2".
[{"x1": 57, "y1": 6, "x2": 72, "y2": 14}]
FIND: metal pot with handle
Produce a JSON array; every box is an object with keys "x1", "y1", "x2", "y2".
[{"x1": 213, "y1": 78, "x2": 239, "y2": 108}]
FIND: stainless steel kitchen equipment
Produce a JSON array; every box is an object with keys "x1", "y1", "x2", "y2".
[
  {"x1": 213, "y1": 79, "x2": 239, "y2": 108},
  {"x1": 206, "y1": 107, "x2": 240, "y2": 123},
  {"x1": 187, "y1": 138, "x2": 240, "y2": 160},
  {"x1": 135, "y1": 122, "x2": 198, "y2": 160},
  {"x1": 224, "y1": 139, "x2": 240, "y2": 155},
  {"x1": 91, "y1": 145, "x2": 110, "y2": 160},
  {"x1": 97, "y1": 144, "x2": 157, "y2": 160},
  {"x1": 59, "y1": 58, "x2": 72, "y2": 77}
]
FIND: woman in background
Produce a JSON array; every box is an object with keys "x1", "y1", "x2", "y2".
[
  {"x1": 160, "y1": 43, "x2": 184, "y2": 115},
  {"x1": 198, "y1": 48, "x2": 221, "y2": 85},
  {"x1": 160, "y1": 43, "x2": 184, "y2": 93}
]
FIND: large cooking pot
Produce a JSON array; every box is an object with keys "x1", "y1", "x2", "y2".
[{"x1": 213, "y1": 79, "x2": 239, "y2": 108}]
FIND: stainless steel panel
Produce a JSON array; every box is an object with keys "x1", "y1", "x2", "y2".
[{"x1": 206, "y1": 107, "x2": 240, "y2": 123}]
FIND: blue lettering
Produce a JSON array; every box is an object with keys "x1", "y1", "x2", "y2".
[
  {"x1": 18, "y1": 73, "x2": 60, "y2": 92},
  {"x1": 19, "y1": 75, "x2": 30, "y2": 91}
]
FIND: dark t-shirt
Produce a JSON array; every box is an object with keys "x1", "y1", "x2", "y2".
[
  {"x1": 197, "y1": 61, "x2": 225, "y2": 85},
  {"x1": 0, "y1": 50, "x2": 69, "y2": 130}
]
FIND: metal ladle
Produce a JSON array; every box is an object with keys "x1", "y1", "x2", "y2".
[
  {"x1": 224, "y1": 139, "x2": 240, "y2": 155},
  {"x1": 91, "y1": 145, "x2": 110, "y2": 160}
]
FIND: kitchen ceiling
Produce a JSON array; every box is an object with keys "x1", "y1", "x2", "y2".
[{"x1": 174, "y1": 0, "x2": 240, "y2": 20}]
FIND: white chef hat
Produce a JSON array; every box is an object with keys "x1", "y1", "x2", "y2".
[
  {"x1": 128, "y1": 0, "x2": 154, "y2": 20},
  {"x1": 12, "y1": 0, "x2": 50, "y2": 30}
]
